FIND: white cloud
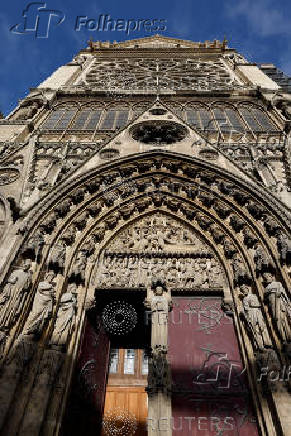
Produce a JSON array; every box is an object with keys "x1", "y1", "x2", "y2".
[{"x1": 226, "y1": 0, "x2": 291, "y2": 37}]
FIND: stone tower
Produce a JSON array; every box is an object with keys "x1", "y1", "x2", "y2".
[{"x1": 0, "y1": 35, "x2": 290, "y2": 436}]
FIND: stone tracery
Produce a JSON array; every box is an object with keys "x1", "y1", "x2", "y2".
[{"x1": 0, "y1": 35, "x2": 290, "y2": 436}]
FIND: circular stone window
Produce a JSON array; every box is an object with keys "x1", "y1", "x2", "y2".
[{"x1": 131, "y1": 121, "x2": 187, "y2": 145}]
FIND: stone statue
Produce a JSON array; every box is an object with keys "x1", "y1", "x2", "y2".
[
  {"x1": 23, "y1": 272, "x2": 55, "y2": 337},
  {"x1": 145, "y1": 284, "x2": 172, "y2": 347},
  {"x1": 71, "y1": 251, "x2": 87, "y2": 282},
  {"x1": 49, "y1": 240, "x2": 66, "y2": 272},
  {"x1": 147, "y1": 345, "x2": 170, "y2": 392},
  {"x1": 263, "y1": 273, "x2": 290, "y2": 343},
  {"x1": 240, "y1": 284, "x2": 272, "y2": 350},
  {"x1": 232, "y1": 254, "x2": 250, "y2": 285},
  {"x1": 0, "y1": 331, "x2": 6, "y2": 359},
  {"x1": 254, "y1": 244, "x2": 270, "y2": 274},
  {"x1": 50, "y1": 285, "x2": 77, "y2": 347},
  {"x1": 277, "y1": 233, "x2": 291, "y2": 264},
  {"x1": 0, "y1": 260, "x2": 32, "y2": 329}
]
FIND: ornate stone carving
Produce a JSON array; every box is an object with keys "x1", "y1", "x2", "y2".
[
  {"x1": 0, "y1": 168, "x2": 20, "y2": 186},
  {"x1": 263, "y1": 216, "x2": 281, "y2": 236},
  {"x1": 70, "y1": 251, "x2": 87, "y2": 283},
  {"x1": 277, "y1": 233, "x2": 291, "y2": 264},
  {"x1": 71, "y1": 188, "x2": 86, "y2": 205},
  {"x1": 209, "y1": 223, "x2": 224, "y2": 243},
  {"x1": 93, "y1": 214, "x2": 226, "y2": 289},
  {"x1": 39, "y1": 213, "x2": 57, "y2": 234},
  {"x1": 73, "y1": 212, "x2": 90, "y2": 231},
  {"x1": 263, "y1": 273, "x2": 291, "y2": 343},
  {"x1": 85, "y1": 58, "x2": 240, "y2": 92},
  {"x1": 147, "y1": 345, "x2": 171, "y2": 393},
  {"x1": 10, "y1": 101, "x2": 39, "y2": 121},
  {"x1": 22, "y1": 232, "x2": 44, "y2": 261},
  {"x1": 55, "y1": 198, "x2": 72, "y2": 218},
  {"x1": 132, "y1": 121, "x2": 187, "y2": 145},
  {"x1": 50, "y1": 286, "x2": 77, "y2": 347},
  {"x1": 223, "y1": 237, "x2": 237, "y2": 259},
  {"x1": 247, "y1": 201, "x2": 266, "y2": 219},
  {"x1": 61, "y1": 226, "x2": 77, "y2": 246},
  {"x1": 48, "y1": 240, "x2": 66, "y2": 272},
  {"x1": 230, "y1": 215, "x2": 245, "y2": 232},
  {"x1": 243, "y1": 228, "x2": 258, "y2": 248},
  {"x1": 23, "y1": 272, "x2": 55, "y2": 337},
  {"x1": 0, "y1": 260, "x2": 32, "y2": 330},
  {"x1": 240, "y1": 284, "x2": 272, "y2": 350},
  {"x1": 232, "y1": 254, "x2": 251, "y2": 285},
  {"x1": 254, "y1": 243, "x2": 272, "y2": 275}
]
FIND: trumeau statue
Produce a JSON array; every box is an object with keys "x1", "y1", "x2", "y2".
[
  {"x1": 0, "y1": 260, "x2": 32, "y2": 330},
  {"x1": 240, "y1": 284, "x2": 272, "y2": 350},
  {"x1": 263, "y1": 273, "x2": 291, "y2": 343},
  {"x1": 50, "y1": 285, "x2": 77, "y2": 347},
  {"x1": 23, "y1": 272, "x2": 55, "y2": 337},
  {"x1": 145, "y1": 283, "x2": 172, "y2": 347}
]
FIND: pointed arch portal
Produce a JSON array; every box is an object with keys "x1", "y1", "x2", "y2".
[{"x1": 0, "y1": 151, "x2": 290, "y2": 436}]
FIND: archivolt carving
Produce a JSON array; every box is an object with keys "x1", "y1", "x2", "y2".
[{"x1": 1, "y1": 154, "x2": 290, "y2": 362}]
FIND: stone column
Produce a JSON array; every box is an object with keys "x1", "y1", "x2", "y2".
[{"x1": 145, "y1": 282, "x2": 172, "y2": 436}]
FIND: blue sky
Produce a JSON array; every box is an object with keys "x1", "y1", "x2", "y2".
[{"x1": 1, "y1": 0, "x2": 291, "y2": 116}]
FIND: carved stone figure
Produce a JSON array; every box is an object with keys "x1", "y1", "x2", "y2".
[
  {"x1": 223, "y1": 237, "x2": 237, "y2": 258},
  {"x1": 145, "y1": 283, "x2": 172, "y2": 347},
  {"x1": 22, "y1": 232, "x2": 44, "y2": 260},
  {"x1": 277, "y1": 233, "x2": 291, "y2": 264},
  {"x1": 254, "y1": 244, "x2": 270, "y2": 274},
  {"x1": 0, "y1": 260, "x2": 32, "y2": 329},
  {"x1": 23, "y1": 273, "x2": 55, "y2": 337},
  {"x1": 147, "y1": 345, "x2": 170, "y2": 392},
  {"x1": 240, "y1": 285, "x2": 272, "y2": 350},
  {"x1": 243, "y1": 228, "x2": 257, "y2": 248},
  {"x1": 263, "y1": 273, "x2": 291, "y2": 343},
  {"x1": 232, "y1": 254, "x2": 250, "y2": 285},
  {"x1": 49, "y1": 240, "x2": 66, "y2": 272},
  {"x1": 0, "y1": 331, "x2": 6, "y2": 359},
  {"x1": 50, "y1": 287, "x2": 77, "y2": 347},
  {"x1": 71, "y1": 251, "x2": 87, "y2": 283}
]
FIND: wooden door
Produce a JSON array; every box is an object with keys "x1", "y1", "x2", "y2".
[
  {"x1": 101, "y1": 348, "x2": 148, "y2": 436},
  {"x1": 168, "y1": 297, "x2": 260, "y2": 436},
  {"x1": 60, "y1": 317, "x2": 110, "y2": 436}
]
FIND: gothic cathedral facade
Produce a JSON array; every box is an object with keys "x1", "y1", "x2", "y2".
[{"x1": 0, "y1": 35, "x2": 290, "y2": 436}]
